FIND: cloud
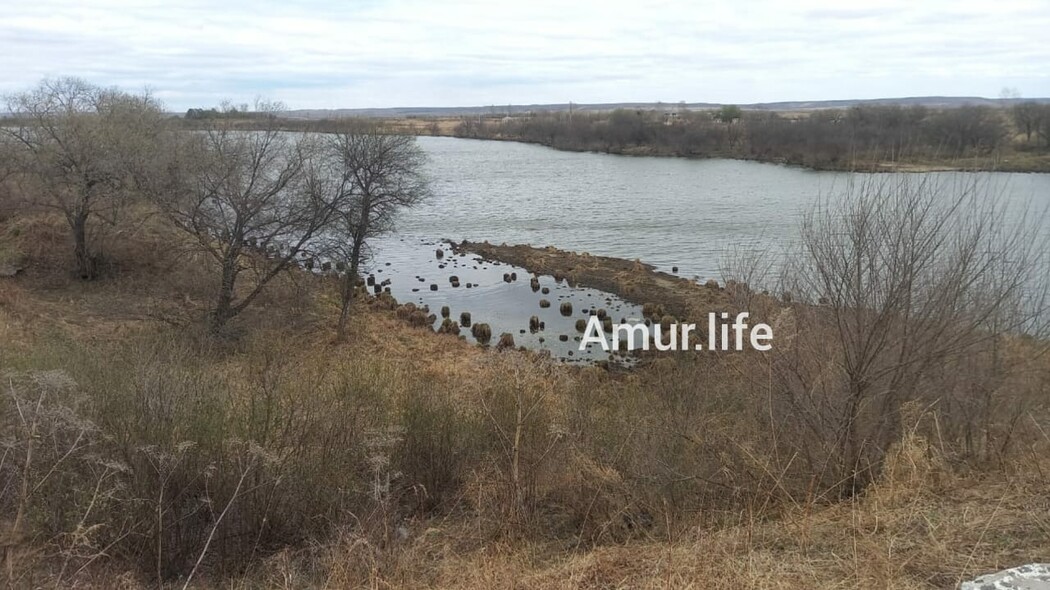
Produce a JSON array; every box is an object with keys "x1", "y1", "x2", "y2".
[{"x1": 1, "y1": 0, "x2": 1047, "y2": 110}]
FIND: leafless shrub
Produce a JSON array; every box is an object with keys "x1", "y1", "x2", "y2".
[
  {"x1": 158, "y1": 100, "x2": 345, "y2": 333},
  {"x1": 3, "y1": 78, "x2": 168, "y2": 279},
  {"x1": 773, "y1": 175, "x2": 1049, "y2": 495}
]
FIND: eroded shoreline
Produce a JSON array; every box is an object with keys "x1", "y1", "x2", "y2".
[{"x1": 453, "y1": 240, "x2": 736, "y2": 322}]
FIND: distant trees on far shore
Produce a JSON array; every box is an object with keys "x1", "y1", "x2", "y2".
[{"x1": 450, "y1": 102, "x2": 1050, "y2": 169}]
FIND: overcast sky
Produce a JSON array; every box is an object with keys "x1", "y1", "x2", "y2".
[{"x1": 2, "y1": 0, "x2": 1048, "y2": 111}]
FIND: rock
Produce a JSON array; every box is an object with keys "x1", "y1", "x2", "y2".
[
  {"x1": 430, "y1": 284, "x2": 438, "y2": 291},
  {"x1": 541, "y1": 287, "x2": 550, "y2": 295},
  {"x1": 441, "y1": 306, "x2": 450, "y2": 318},
  {"x1": 472, "y1": 323, "x2": 492, "y2": 344},
  {"x1": 559, "y1": 334, "x2": 568, "y2": 342},
  {"x1": 496, "y1": 332, "x2": 515, "y2": 350},
  {"x1": 960, "y1": 564, "x2": 1050, "y2": 589},
  {"x1": 367, "y1": 275, "x2": 376, "y2": 286},
  {"x1": 436, "y1": 248, "x2": 444, "y2": 259},
  {"x1": 671, "y1": 266, "x2": 678, "y2": 273},
  {"x1": 529, "y1": 315, "x2": 541, "y2": 332},
  {"x1": 438, "y1": 318, "x2": 460, "y2": 336},
  {"x1": 460, "y1": 312, "x2": 471, "y2": 327},
  {"x1": 530, "y1": 277, "x2": 541, "y2": 291},
  {"x1": 575, "y1": 319, "x2": 587, "y2": 332},
  {"x1": 539, "y1": 299, "x2": 551, "y2": 308},
  {"x1": 449, "y1": 275, "x2": 459, "y2": 283},
  {"x1": 596, "y1": 308, "x2": 608, "y2": 320},
  {"x1": 559, "y1": 302, "x2": 573, "y2": 316}
]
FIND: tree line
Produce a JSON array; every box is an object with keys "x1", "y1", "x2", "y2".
[
  {"x1": 453, "y1": 102, "x2": 1050, "y2": 169},
  {"x1": 1, "y1": 77, "x2": 428, "y2": 336}
]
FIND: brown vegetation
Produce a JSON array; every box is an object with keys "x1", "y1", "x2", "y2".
[
  {"x1": 445, "y1": 104, "x2": 1050, "y2": 172},
  {"x1": 1, "y1": 83, "x2": 1049, "y2": 589}
]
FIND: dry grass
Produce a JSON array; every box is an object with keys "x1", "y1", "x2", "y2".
[{"x1": 1, "y1": 207, "x2": 1048, "y2": 589}]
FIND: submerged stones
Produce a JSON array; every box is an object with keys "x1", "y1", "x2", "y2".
[
  {"x1": 530, "y1": 277, "x2": 541, "y2": 291},
  {"x1": 438, "y1": 318, "x2": 460, "y2": 335},
  {"x1": 529, "y1": 315, "x2": 541, "y2": 332},
  {"x1": 472, "y1": 322, "x2": 492, "y2": 344},
  {"x1": 460, "y1": 311, "x2": 471, "y2": 327},
  {"x1": 436, "y1": 248, "x2": 444, "y2": 259},
  {"x1": 541, "y1": 287, "x2": 550, "y2": 295},
  {"x1": 430, "y1": 284, "x2": 438, "y2": 291},
  {"x1": 440, "y1": 305, "x2": 450, "y2": 318},
  {"x1": 496, "y1": 332, "x2": 515, "y2": 350},
  {"x1": 539, "y1": 299, "x2": 551, "y2": 309},
  {"x1": 575, "y1": 319, "x2": 587, "y2": 332},
  {"x1": 559, "y1": 302, "x2": 573, "y2": 316}
]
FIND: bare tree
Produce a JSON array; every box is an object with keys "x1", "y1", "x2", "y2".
[
  {"x1": 1011, "y1": 102, "x2": 1044, "y2": 144},
  {"x1": 324, "y1": 124, "x2": 429, "y2": 340},
  {"x1": 777, "y1": 175, "x2": 1047, "y2": 495},
  {"x1": 161, "y1": 101, "x2": 342, "y2": 333},
  {"x1": 3, "y1": 78, "x2": 167, "y2": 279}
]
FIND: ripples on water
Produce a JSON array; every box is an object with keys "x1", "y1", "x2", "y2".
[{"x1": 364, "y1": 137, "x2": 1050, "y2": 360}]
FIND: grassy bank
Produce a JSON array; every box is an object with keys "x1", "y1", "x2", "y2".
[{"x1": 2, "y1": 196, "x2": 1049, "y2": 588}]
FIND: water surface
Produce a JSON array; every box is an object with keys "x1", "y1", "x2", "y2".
[{"x1": 364, "y1": 137, "x2": 1050, "y2": 360}]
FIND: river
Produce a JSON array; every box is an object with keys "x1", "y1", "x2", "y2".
[{"x1": 365, "y1": 136, "x2": 1050, "y2": 362}]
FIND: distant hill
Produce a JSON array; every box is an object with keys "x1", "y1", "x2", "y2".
[{"x1": 277, "y1": 97, "x2": 1050, "y2": 119}]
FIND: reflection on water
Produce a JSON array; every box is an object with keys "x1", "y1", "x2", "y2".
[
  {"x1": 360, "y1": 137, "x2": 1050, "y2": 361},
  {"x1": 372, "y1": 238, "x2": 644, "y2": 364}
]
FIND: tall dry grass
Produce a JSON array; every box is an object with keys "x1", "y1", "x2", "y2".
[{"x1": 1, "y1": 177, "x2": 1049, "y2": 588}]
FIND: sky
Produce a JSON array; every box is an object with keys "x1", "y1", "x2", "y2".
[{"x1": 2, "y1": 0, "x2": 1048, "y2": 111}]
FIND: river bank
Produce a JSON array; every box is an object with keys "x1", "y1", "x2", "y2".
[{"x1": 455, "y1": 240, "x2": 739, "y2": 322}]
